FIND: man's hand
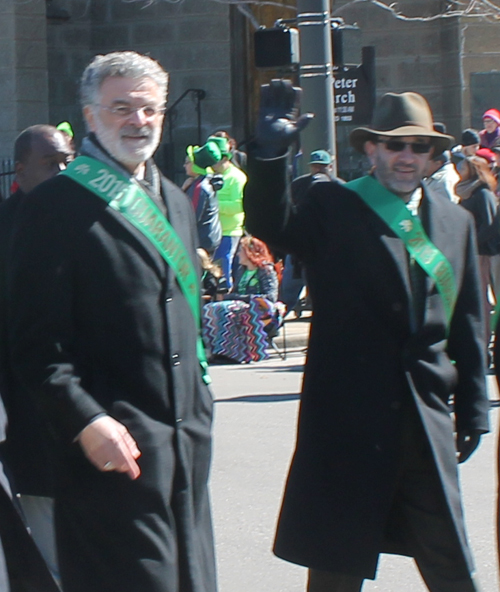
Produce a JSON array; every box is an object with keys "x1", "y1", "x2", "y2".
[
  {"x1": 456, "y1": 430, "x2": 482, "y2": 464},
  {"x1": 77, "y1": 416, "x2": 142, "y2": 479},
  {"x1": 255, "y1": 79, "x2": 314, "y2": 159}
]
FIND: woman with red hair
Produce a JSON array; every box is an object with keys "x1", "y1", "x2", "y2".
[
  {"x1": 202, "y1": 235, "x2": 282, "y2": 363},
  {"x1": 223, "y1": 236, "x2": 279, "y2": 302}
]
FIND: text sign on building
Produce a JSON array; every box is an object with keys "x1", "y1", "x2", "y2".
[{"x1": 334, "y1": 51, "x2": 375, "y2": 125}]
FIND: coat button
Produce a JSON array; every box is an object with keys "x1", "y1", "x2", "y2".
[
  {"x1": 390, "y1": 401, "x2": 401, "y2": 410},
  {"x1": 165, "y1": 296, "x2": 173, "y2": 303},
  {"x1": 171, "y1": 353, "x2": 180, "y2": 366},
  {"x1": 392, "y1": 302, "x2": 403, "y2": 312}
]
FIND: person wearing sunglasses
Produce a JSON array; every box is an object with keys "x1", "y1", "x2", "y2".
[{"x1": 244, "y1": 84, "x2": 489, "y2": 592}]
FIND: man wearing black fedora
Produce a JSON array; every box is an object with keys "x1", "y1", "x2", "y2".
[{"x1": 244, "y1": 81, "x2": 489, "y2": 591}]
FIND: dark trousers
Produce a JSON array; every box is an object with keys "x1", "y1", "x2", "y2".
[{"x1": 308, "y1": 407, "x2": 480, "y2": 592}]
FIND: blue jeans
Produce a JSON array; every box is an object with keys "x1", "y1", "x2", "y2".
[{"x1": 214, "y1": 236, "x2": 240, "y2": 289}]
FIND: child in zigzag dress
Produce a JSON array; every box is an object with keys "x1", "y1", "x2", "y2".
[{"x1": 202, "y1": 235, "x2": 282, "y2": 363}]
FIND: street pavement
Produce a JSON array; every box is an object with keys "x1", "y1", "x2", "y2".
[{"x1": 208, "y1": 316, "x2": 500, "y2": 592}]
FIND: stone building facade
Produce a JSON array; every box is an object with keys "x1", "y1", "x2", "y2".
[
  {"x1": 0, "y1": 0, "x2": 49, "y2": 159},
  {"x1": 2, "y1": 0, "x2": 500, "y2": 182},
  {"x1": 333, "y1": 0, "x2": 500, "y2": 138}
]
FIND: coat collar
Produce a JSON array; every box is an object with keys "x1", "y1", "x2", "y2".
[
  {"x1": 103, "y1": 177, "x2": 190, "y2": 294},
  {"x1": 78, "y1": 136, "x2": 183, "y2": 283}
]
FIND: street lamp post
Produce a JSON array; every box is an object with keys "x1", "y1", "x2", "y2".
[{"x1": 297, "y1": 0, "x2": 337, "y2": 175}]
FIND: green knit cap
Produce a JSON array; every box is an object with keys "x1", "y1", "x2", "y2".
[{"x1": 207, "y1": 135, "x2": 230, "y2": 157}]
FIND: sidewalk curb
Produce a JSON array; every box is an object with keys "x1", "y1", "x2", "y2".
[{"x1": 271, "y1": 316, "x2": 311, "y2": 352}]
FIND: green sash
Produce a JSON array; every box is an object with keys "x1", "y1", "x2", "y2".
[
  {"x1": 62, "y1": 155, "x2": 210, "y2": 385},
  {"x1": 346, "y1": 175, "x2": 457, "y2": 328},
  {"x1": 491, "y1": 301, "x2": 500, "y2": 333}
]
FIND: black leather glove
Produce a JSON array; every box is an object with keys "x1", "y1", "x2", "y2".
[
  {"x1": 456, "y1": 430, "x2": 482, "y2": 463},
  {"x1": 254, "y1": 79, "x2": 314, "y2": 159},
  {"x1": 209, "y1": 174, "x2": 224, "y2": 192}
]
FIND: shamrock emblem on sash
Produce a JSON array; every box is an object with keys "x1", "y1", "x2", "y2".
[{"x1": 399, "y1": 219, "x2": 413, "y2": 233}]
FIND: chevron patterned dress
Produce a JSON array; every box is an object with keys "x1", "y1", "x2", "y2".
[{"x1": 202, "y1": 296, "x2": 277, "y2": 363}]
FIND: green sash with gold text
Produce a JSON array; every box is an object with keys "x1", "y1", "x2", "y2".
[{"x1": 62, "y1": 155, "x2": 210, "y2": 384}]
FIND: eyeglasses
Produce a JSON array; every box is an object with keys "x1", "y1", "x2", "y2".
[
  {"x1": 375, "y1": 138, "x2": 432, "y2": 154},
  {"x1": 96, "y1": 104, "x2": 166, "y2": 119}
]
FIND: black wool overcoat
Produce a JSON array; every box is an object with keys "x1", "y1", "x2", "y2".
[
  {"x1": 0, "y1": 190, "x2": 57, "y2": 497},
  {"x1": 0, "y1": 396, "x2": 60, "y2": 592},
  {"x1": 6, "y1": 172, "x2": 217, "y2": 592},
  {"x1": 244, "y1": 155, "x2": 490, "y2": 579}
]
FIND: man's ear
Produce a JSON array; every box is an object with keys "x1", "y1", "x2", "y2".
[
  {"x1": 14, "y1": 161, "x2": 24, "y2": 179},
  {"x1": 83, "y1": 105, "x2": 97, "y2": 132},
  {"x1": 363, "y1": 140, "x2": 377, "y2": 166}
]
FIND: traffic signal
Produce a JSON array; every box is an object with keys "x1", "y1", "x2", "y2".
[
  {"x1": 331, "y1": 24, "x2": 362, "y2": 67},
  {"x1": 254, "y1": 27, "x2": 300, "y2": 69}
]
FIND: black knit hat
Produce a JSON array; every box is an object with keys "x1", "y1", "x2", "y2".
[{"x1": 461, "y1": 128, "x2": 480, "y2": 147}]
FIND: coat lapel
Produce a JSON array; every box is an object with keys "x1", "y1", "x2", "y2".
[
  {"x1": 379, "y1": 232, "x2": 413, "y2": 300},
  {"x1": 353, "y1": 184, "x2": 455, "y2": 334},
  {"x1": 160, "y1": 177, "x2": 191, "y2": 294},
  {"x1": 419, "y1": 187, "x2": 454, "y2": 296},
  {"x1": 360, "y1": 184, "x2": 457, "y2": 333},
  {"x1": 103, "y1": 175, "x2": 194, "y2": 295},
  {"x1": 104, "y1": 205, "x2": 167, "y2": 280},
  {"x1": 356, "y1": 197, "x2": 413, "y2": 325}
]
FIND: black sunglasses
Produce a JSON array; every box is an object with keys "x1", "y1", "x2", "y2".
[{"x1": 376, "y1": 138, "x2": 432, "y2": 154}]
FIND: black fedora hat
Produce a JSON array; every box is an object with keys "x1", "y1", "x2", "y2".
[{"x1": 350, "y1": 92, "x2": 454, "y2": 155}]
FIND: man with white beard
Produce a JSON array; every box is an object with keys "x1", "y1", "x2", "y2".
[{"x1": 6, "y1": 51, "x2": 217, "y2": 592}]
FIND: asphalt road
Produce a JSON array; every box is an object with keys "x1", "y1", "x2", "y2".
[{"x1": 209, "y1": 351, "x2": 499, "y2": 592}]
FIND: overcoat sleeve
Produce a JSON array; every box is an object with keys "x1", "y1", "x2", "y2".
[
  {"x1": 244, "y1": 153, "x2": 319, "y2": 257},
  {"x1": 7, "y1": 187, "x2": 106, "y2": 443},
  {"x1": 448, "y1": 214, "x2": 490, "y2": 434},
  {"x1": 243, "y1": 152, "x2": 348, "y2": 258}
]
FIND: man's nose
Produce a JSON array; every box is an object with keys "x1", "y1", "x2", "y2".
[
  {"x1": 129, "y1": 108, "x2": 148, "y2": 126},
  {"x1": 398, "y1": 145, "x2": 417, "y2": 161}
]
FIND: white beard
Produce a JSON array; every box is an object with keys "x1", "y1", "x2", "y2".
[{"x1": 93, "y1": 110, "x2": 161, "y2": 170}]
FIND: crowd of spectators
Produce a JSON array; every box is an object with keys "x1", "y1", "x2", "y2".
[{"x1": 428, "y1": 109, "x2": 500, "y2": 360}]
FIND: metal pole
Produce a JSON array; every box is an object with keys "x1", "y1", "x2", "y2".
[{"x1": 297, "y1": 0, "x2": 337, "y2": 175}]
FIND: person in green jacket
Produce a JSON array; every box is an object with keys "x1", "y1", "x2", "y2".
[{"x1": 209, "y1": 135, "x2": 247, "y2": 288}]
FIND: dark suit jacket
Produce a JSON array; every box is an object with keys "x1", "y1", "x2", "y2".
[
  {"x1": 244, "y1": 154, "x2": 489, "y2": 579},
  {"x1": 7, "y1": 171, "x2": 216, "y2": 592}
]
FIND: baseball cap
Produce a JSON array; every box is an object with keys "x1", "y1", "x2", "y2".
[{"x1": 309, "y1": 150, "x2": 331, "y2": 165}]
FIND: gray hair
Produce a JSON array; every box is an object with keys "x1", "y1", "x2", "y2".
[{"x1": 80, "y1": 51, "x2": 169, "y2": 108}]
